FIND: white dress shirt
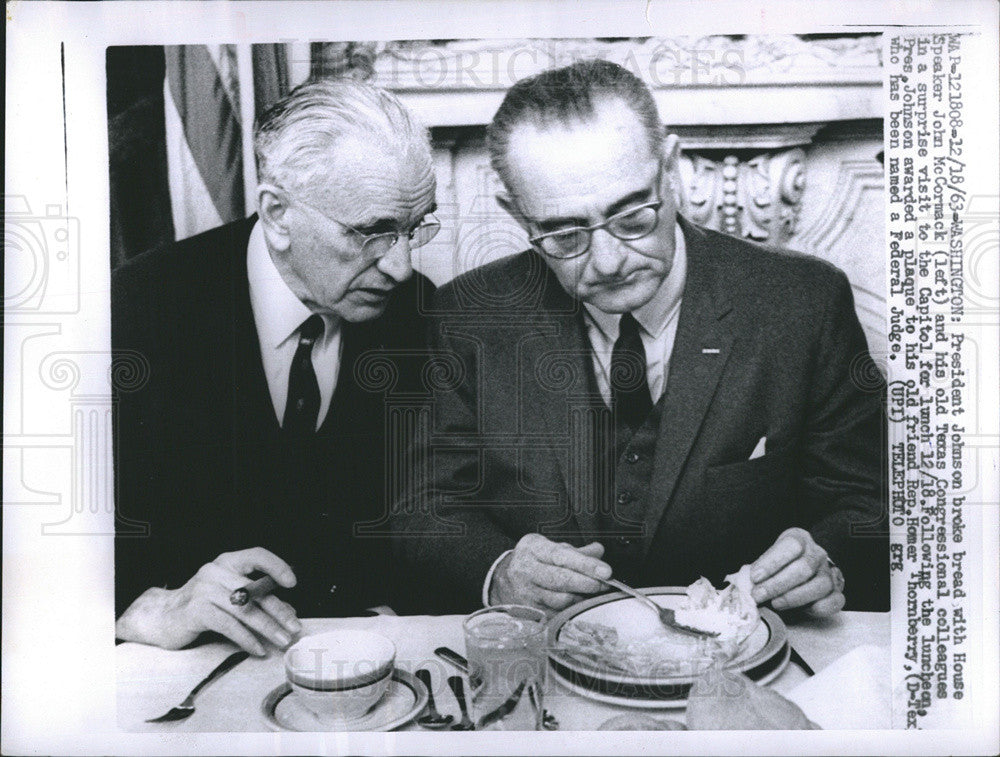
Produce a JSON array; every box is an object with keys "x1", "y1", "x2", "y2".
[
  {"x1": 481, "y1": 224, "x2": 689, "y2": 605},
  {"x1": 247, "y1": 221, "x2": 343, "y2": 430},
  {"x1": 582, "y1": 223, "x2": 687, "y2": 405}
]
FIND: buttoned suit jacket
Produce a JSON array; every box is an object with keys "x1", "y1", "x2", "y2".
[
  {"x1": 113, "y1": 217, "x2": 435, "y2": 618},
  {"x1": 391, "y1": 218, "x2": 888, "y2": 614}
]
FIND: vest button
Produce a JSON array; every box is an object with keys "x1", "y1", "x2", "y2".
[
  {"x1": 616, "y1": 492, "x2": 630, "y2": 505},
  {"x1": 625, "y1": 452, "x2": 640, "y2": 463},
  {"x1": 617, "y1": 537, "x2": 634, "y2": 547}
]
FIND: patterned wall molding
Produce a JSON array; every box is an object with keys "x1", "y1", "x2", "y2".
[{"x1": 678, "y1": 147, "x2": 807, "y2": 247}]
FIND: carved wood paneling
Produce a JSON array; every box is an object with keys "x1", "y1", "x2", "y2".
[{"x1": 677, "y1": 148, "x2": 806, "y2": 247}]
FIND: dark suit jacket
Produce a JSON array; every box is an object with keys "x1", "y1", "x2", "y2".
[
  {"x1": 113, "y1": 217, "x2": 434, "y2": 618},
  {"x1": 391, "y1": 218, "x2": 888, "y2": 614}
]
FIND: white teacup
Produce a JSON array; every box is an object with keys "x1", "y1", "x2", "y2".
[{"x1": 284, "y1": 630, "x2": 396, "y2": 720}]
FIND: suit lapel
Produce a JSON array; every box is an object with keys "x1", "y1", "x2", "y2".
[
  {"x1": 320, "y1": 317, "x2": 376, "y2": 434},
  {"x1": 518, "y1": 265, "x2": 602, "y2": 538},
  {"x1": 230, "y1": 220, "x2": 281, "y2": 439},
  {"x1": 644, "y1": 221, "x2": 735, "y2": 536}
]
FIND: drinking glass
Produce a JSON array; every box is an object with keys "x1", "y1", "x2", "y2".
[{"x1": 463, "y1": 605, "x2": 548, "y2": 730}]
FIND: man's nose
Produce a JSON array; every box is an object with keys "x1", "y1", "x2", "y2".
[
  {"x1": 375, "y1": 235, "x2": 414, "y2": 283},
  {"x1": 588, "y1": 228, "x2": 628, "y2": 277}
]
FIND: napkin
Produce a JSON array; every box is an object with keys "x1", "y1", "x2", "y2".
[{"x1": 784, "y1": 645, "x2": 890, "y2": 730}]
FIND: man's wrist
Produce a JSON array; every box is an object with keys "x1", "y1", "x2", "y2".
[{"x1": 115, "y1": 587, "x2": 175, "y2": 645}]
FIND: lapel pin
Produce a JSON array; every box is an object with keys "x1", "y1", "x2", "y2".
[{"x1": 702, "y1": 348, "x2": 721, "y2": 354}]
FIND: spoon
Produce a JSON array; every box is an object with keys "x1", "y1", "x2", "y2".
[
  {"x1": 446, "y1": 675, "x2": 475, "y2": 730},
  {"x1": 414, "y1": 669, "x2": 453, "y2": 729}
]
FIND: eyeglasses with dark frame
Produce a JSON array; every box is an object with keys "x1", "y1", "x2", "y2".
[
  {"x1": 277, "y1": 187, "x2": 441, "y2": 260},
  {"x1": 526, "y1": 170, "x2": 665, "y2": 260}
]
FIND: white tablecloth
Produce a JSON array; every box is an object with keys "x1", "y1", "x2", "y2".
[{"x1": 117, "y1": 611, "x2": 889, "y2": 732}]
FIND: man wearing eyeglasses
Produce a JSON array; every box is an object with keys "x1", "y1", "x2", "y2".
[
  {"x1": 114, "y1": 79, "x2": 439, "y2": 654},
  {"x1": 394, "y1": 59, "x2": 887, "y2": 617}
]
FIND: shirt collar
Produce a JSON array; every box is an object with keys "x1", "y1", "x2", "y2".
[
  {"x1": 247, "y1": 220, "x2": 330, "y2": 349},
  {"x1": 583, "y1": 221, "x2": 688, "y2": 340}
]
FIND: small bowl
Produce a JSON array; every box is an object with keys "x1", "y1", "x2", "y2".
[{"x1": 284, "y1": 630, "x2": 396, "y2": 720}]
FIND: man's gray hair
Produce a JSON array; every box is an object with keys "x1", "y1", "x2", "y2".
[
  {"x1": 254, "y1": 77, "x2": 430, "y2": 194},
  {"x1": 486, "y1": 59, "x2": 664, "y2": 189}
]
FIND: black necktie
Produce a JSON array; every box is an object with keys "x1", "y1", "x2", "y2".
[
  {"x1": 610, "y1": 312, "x2": 653, "y2": 441},
  {"x1": 283, "y1": 314, "x2": 324, "y2": 437}
]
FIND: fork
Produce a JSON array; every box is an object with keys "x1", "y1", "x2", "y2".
[
  {"x1": 145, "y1": 650, "x2": 251, "y2": 723},
  {"x1": 600, "y1": 577, "x2": 718, "y2": 638}
]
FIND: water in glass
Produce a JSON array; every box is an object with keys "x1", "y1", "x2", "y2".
[{"x1": 463, "y1": 605, "x2": 547, "y2": 730}]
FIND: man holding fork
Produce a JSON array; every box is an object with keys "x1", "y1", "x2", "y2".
[{"x1": 393, "y1": 60, "x2": 887, "y2": 618}]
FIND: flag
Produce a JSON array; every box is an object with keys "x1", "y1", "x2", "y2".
[{"x1": 164, "y1": 45, "x2": 246, "y2": 239}]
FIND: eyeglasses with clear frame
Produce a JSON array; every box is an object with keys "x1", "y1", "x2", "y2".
[
  {"x1": 526, "y1": 169, "x2": 665, "y2": 260},
  {"x1": 277, "y1": 187, "x2": 441, "y2": 260}
]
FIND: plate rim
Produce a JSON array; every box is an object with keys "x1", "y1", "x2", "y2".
[
  {"x1": 261, "y1": 667, "x2": 428, "y2": 732},
  {"x1": 550, "y1": 643, "x2": 791, "y2": 709},
  {"x1": 547, "y1": 586, "x2": 788, "y2": 686}
]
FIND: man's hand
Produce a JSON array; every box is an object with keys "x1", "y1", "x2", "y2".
[
  {"x1": 750, "y1": 528, "x2": 845, "y2": 617},
  {"x1": 115, "y1": 548, "x2": 301, "y2": 655},
  {"x1": 490, "y1": 534, "x2": 612, "y2": 613}
]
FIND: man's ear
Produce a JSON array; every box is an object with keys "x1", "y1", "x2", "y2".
[
  {"x1": 662, "y1": 133, "x2": 681, "y2": 166},
  {"x1": 660, "y1": 133, "x2": 684, "y2": 209},
  {"x1": 257, "y1": 183, "x2": 292, "y2": 252},
  {"x1": 496, "y1": 191, "x2": 531, "y2": 234}
]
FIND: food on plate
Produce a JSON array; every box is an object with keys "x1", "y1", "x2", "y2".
[
  {"x1": 554, "y1": 570, "x2": 762, "y2": 676},
  {"x1": 556, "y1": 619, "x2": 712, "y2": 676},
  {"x1": 686, "y1": 665, "x2": 820, "y2": 730},
  {"x1": 673, "y1": 564, "x2": 760, "y2": 642}
]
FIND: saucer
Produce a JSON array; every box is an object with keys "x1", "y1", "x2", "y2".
[{"x1": 261, "y1": 668, "x2": 428, "y2": 732}]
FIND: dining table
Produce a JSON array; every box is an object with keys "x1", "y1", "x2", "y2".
[{"x1": 117, "y1": 610, "x2": 890, "y2": 733}]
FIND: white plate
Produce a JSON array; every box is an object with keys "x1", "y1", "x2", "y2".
[
  {"x1": 553, "y1": 644, "x2": 790, "y2": 709},
  {"x1": 547, "y1": 587, "x2": 789, "y2": 708},
  {"x1": 261, "y1": 668, "x2": 428, "y2": 732}
]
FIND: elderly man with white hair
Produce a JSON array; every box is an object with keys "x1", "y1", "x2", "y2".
[{"x1": 113, "y1": 78, "x2": 438, "y2": 654}]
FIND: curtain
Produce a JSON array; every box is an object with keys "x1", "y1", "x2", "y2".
[{"x1": 107, "y1": 46, "x2": 174, "y2": 268}]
